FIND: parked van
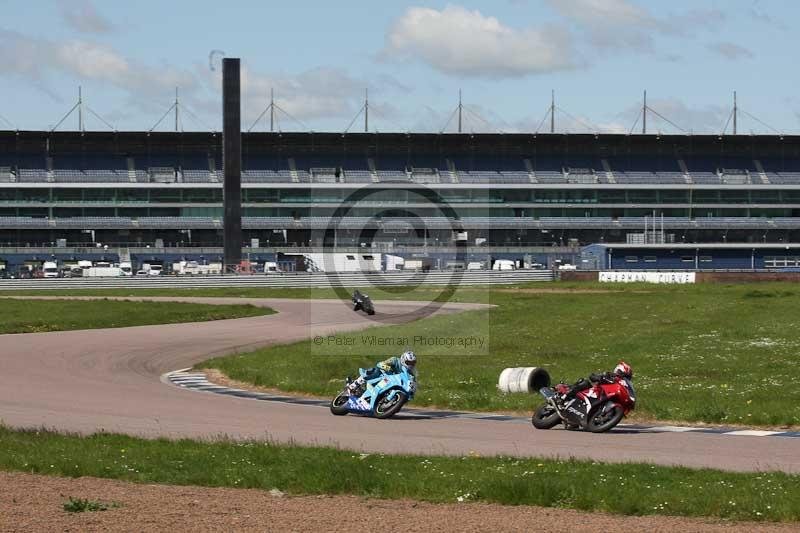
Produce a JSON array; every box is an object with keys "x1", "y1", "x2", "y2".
[
  {"x1": 492, "y1": 259, "x2": 516, "y2": 271},
  {"x1": 43, "y1": 261, "x2": 59, "y2": 278}
]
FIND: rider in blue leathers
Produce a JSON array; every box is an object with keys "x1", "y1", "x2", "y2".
[{"x1": 348, "y1": 351, "x2": 417, "y2": 394}]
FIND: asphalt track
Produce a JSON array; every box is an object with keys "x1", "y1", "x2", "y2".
[{"x1": 1, "y1": 296, "x2": 799, "y2": 474}]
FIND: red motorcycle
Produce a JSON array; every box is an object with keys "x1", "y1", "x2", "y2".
[{"x1": 532, "y1": 373, "x2": 636, "y2": 433}]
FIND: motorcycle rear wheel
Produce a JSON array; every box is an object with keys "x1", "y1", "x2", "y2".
[
  {"x1": 374, "y1": 391, "x2": 407, "y2": 419},
  {"x1": 531, "y1": 404, "x2": 561, "y2": 430},
  {"x1": 330, "y1": 391, "x2": 350, "y2": 416},
  {"x1": 587, "y1": 403, "x2": 624, "y2": 433}
]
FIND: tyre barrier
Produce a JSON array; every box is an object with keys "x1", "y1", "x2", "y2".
[{"x1": 497, "y1": 367, "x2": 551, "y2": 394}]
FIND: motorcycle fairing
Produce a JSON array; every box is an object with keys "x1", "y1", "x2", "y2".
[{"x1": 342, "y1": 367, "x2": 415, "y2": 415}]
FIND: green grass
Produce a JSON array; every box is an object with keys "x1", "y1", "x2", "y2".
[
  {"x1": 0, "y1": 298, "x2": 273, "y2": 334},
  {"x1": 5, "y1": 282, "x2": 800, "y2": 427},
  {"x1": 0, "y1": 285, "x2": 463, "y2": 300},
  {"x1": 199, "y1": 283, "x2": 800, "y2": 427},
  {"x1": 0, "y1": 426, "x2": 796, "y2": 522},
  {"x1": 62, "y1": 497, "x2": 120, "y2": 513}
]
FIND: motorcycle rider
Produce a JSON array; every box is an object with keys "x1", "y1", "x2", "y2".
[
  {"x1": 559, "y1": 361, "x2": 633, "y2": 403},
  {"x1": 348, "y1": 350, "x2": 417, "y2": 395}
]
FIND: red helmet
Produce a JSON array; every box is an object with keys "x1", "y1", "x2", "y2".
[{"x1": 614, "y1": 361, "x2": 633, "y2": 379}]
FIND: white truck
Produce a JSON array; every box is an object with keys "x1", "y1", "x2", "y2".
[
  {"x1": 43, "y1": 261, "x2": 59, "y2": 278},
  {"x1": 298, "y1": 252, "x2": 381, "y2": 273},
  {"x1": 172, "y1": 260, "x2": 200, "y2": 276},
  {"x1": 83, "y1": 266, "x2": 123, "y2": 277},
  {"x1": 197, "y1": 262, "x2": 222, "y2": 275},
  {"x1": 403, "y1": 258, "x2": 432, "y2": 271},
  {"x1": 263, "y1": 261, "x2": 281, "y2": 274},
  {"x1": 119, "y1": 262, "x2": 133, "y2": 276},
  {"x1": 492, "y1": 259, "x2": 516, "y2": 271}
]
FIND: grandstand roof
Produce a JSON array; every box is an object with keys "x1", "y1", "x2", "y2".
[{"x1": 2, "y1": 130, "x2": 800, "y2": 157}]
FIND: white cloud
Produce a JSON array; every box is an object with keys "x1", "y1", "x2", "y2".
[
  {"x1": 234, "y1": 66, "x2": 410, "y2": 132},
  {"x1": 708, "y1": 42, "x2": 754, "y2": 61},
  {"x1": 749, "y1": 2, "x2": 788, "y2": 31},
  {"x1": 383, "y1": 5, "x2": 576, "y2": 78},
  {"x1": 0, "y1": 29, "x2": 198, "y2": 99},
  {"x1": 617, "y1": 98, "x2": 729, "y2": 134},
  {"x1": 546, "y1": 0, "x2": 724, "y2": 53},
  {"x1": 0, "y1": 27, "x2": 408, "y2": 130},
  {"x1": 59, "y1": 0, "x2": 114, "y2": 34},
  {"x1": 241, "y1": 67, "x2": 365, "y2": 122}
]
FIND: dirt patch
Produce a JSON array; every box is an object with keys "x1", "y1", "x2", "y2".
[{"x1": 0, "y1": 471, "x2": 792, "y2": 532}]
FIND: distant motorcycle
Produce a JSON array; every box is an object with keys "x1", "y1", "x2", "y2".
[
  {"x1": 532, "y1": 374, "x2": 636, "y2": 433},
  {"x1": 330, "y1": 367, "x2": 415, "y2": 419},
  {"x1": 351, "y1": 290, "x2": 375, "y2": 315}
]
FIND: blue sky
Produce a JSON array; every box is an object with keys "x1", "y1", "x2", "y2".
[{"x1": 0, "y1": 0, "x2": 797, "y2": 134}]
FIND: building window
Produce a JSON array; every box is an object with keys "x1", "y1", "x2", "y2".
[
  {"x1": 346, "y1": 255, "x2": 355, "y2": 260},
  {"x1": 699, "y1": 256, "x2": 713, "y2": 263},
  {"x1": 643, "y1": 256, "x2": 657, "y2": 263},
  {"x1": 625, "y1": 256, "x2": 638, "y2": 263},
  {"x1": 765, "y1": 256, "x2": 800, "y2": 268},
  {"x1": 680, "y1": 256, "x2": 694, "y2": 262}
]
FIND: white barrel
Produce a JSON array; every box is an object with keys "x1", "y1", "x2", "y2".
[{"x1": 497, "y1": 367, "x2": 551, "y2": 394}]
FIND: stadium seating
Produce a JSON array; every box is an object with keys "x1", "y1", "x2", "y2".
[
  {"x1": 9, "y1": 152, "x2": 800, "y2": 186},
  {"x1": 343, "y1": 170, "x2": 372, "y2": 183},
  {"x1": 377, "y1": 170, "x2": 410, "y2": 183}
]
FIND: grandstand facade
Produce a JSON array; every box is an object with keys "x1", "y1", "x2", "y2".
[{"x1": 2, "y1": 130, "x2": 800, "y2": 269}]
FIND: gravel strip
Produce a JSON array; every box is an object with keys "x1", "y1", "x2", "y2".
[{"x1": 0, "y1": 472, "x2": 795, "y2": 532}]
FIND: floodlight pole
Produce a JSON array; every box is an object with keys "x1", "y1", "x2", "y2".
[{"x1": 222, "y1": 58, "x2": 242, "y2": 271}]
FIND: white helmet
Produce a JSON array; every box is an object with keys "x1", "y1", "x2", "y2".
[{"x1": 400, "y1": 350, "x2": 417, "y2": 370}]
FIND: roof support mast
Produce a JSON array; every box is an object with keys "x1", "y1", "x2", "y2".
[
  {"x1": 175, "y1": 87, "x2": 179, "y2": 132},
  {"x1": 642, "y1": 90, "x2": 647, "y2": 135},
  {"x1": 270, "y1": 88, "x2": 274, "y2": 132},
  {"x1": 550, "y1": 90, "x2": 555, "y2": 133},
  {"x1": 364, "y1": 88, "x2": 369, "y2": 133},
  {"x1": 457, "y1": 90, "x2": 463, "y2": 133},
  {"x1": 78, "y1": 86, "x2": 83, "y2": 132},
  {"x1": 733, "y1": 91, "x2": 737, "y2": 135}
]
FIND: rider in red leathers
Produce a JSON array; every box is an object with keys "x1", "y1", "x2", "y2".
[{"x1": 559, "y1": 361, "x2": 633, "y2": 403}]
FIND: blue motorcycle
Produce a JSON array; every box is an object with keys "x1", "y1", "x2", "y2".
[{"x1": 330, "y1": 367, "x2": 416, "y2": 419}]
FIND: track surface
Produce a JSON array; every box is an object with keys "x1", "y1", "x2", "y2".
[{"x1": 1, "y1": 296, "x2": 799, "y2": 474}]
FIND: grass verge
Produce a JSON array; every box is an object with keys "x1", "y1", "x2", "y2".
[
  {"x1": 0, "y1": 298, "x2": 272, "y2": 334},
  {"x1": 199, "y1": 282, "x2": 800, "y2": 427},
  {"x1": 0, "y1": 426, "x2": 796, "y2": 522}
]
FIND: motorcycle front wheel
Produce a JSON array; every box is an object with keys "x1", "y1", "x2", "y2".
[
  {"x1": 587, "y1": 403, "x2": 624, "y2": 433},
  {"x1": 531, "y1": 404, "x2": 561, "y2": 429},
  {"x1": 374, "y1": 391, "x2": 407, "y2": 419},
  {"x1": 330, "y1": 391, "x2": 350, "y2": 416}
]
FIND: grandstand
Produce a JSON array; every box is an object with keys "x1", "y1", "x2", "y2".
[{"x1": 2, "y1": 130, "x2": 800, "y2": 270}]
